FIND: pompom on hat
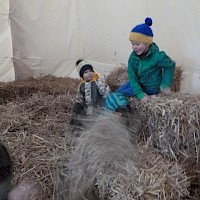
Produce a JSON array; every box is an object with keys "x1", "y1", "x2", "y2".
[
  {"x1": 129, "y1": 17, "x2": 153, "y2": 45},
  {"x1": 76, "y1": 59, "x2": 94, "y2": 78}
]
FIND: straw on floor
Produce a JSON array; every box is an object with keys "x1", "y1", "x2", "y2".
[{"x1": 0, "y1": 71, "x2": 199, "y2": 199}]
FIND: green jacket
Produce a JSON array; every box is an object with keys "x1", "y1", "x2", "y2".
[{"x1": 128, "y1": 43, "x2": 175, "y2": 99}]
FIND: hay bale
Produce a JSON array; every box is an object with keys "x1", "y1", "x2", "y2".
[
  {"x1": 59, "y1": 114, "x2": 190, "y2": 200},
  {"x1": 0, "y1": 75, "x2": 80, "y2": 199},
  {"x1": 0, "y1": 75, "x2": 198, "y2": 199},
  {"x1": 106, "y1": 64, "x2": 128, "y2": 91},
  {"x1": 97, "y1": 145, "x2": 190, "y2": 200},
  {"x1": 130, "y1": 93, "x2": 200, "y2": 198},
  {"x1": 171, "y1": 67, "x2": 183, "y2": 92},
  {"x1": 131, "y1": 93, "x2": 200, "y2": 162},
  {"x1": 0, "y1": 75, "x2": 79, "y2": 103},
  {"x1": 0, "y1": 93, "x2": 73, "y2": 199},
  {"x1": 106, "y1": 65, "x2": 183, "y2": 92}
]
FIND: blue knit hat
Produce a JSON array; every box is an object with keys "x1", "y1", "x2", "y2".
[
  {"x1": 105, "y1": 92, "x2": 129, "y2": 111},
  {"x1": 129, "y1": 17, "x2": 153, "y2": 45}
]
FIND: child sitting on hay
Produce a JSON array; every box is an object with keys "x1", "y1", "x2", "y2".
[
  {"x1": 70, "y1": 59, "x2": 111, "y2": 125},
  {"x1": 116, "y1": 17, "x2": 176, "y2": 102}
]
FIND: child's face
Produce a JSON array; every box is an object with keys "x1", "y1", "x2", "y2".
[
  {"x1": 131, "y1": 42, "x2": 149, "y2": 56},
  {"x1": 83, "y1": 69, "x2": 94, "y2": 81}
]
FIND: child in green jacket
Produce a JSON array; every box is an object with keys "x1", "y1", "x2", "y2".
[{"x1": 116, "y1": 17, "x2": 175, "y2": 102}]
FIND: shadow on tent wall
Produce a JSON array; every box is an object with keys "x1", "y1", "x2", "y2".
[{"x1": 13, "y1": 58, "x2": 34, "y2": 80}]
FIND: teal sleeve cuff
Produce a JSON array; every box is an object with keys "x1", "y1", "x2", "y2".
[
  {"x1": 136, "y1": 92, "x2": 146, "y2": 100},
  {"x1": 161, "y1": 84, "x2": 170, "y2": 90}
]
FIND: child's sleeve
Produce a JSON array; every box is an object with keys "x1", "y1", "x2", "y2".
[
  {"x1": 74, "y1": 84, "x2": 84, "y2": 105},
  {"x1": 96, "y1": 76, "x2": 110, "y2": 97},
  {"x1": 128, "y1": 56, "x2": 146, "y2": 99},
  {"x1": 158, "y1": 51, "x2": 176, "y2": 90}
]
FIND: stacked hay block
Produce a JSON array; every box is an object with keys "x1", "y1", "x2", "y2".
[
  {"x1": 130, "y1": 94, "x2": 200, "y2": 199},
  {"x1": 106, "y1": 65, "x2": 200, "y2": 199},
  {"x1": 0, "y1": 68, "x2": 199, "y2": 199},
  {"x1": 131, "y1": 94, "x2": 200, "y2": 162},
  {"x1": 0, "y1": 76, "x2": 80, "y2": 200}
]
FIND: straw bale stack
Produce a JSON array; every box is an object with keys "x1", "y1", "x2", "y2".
[
  {"x1": 97, "y1": 145, "x2": 190, "y2": 200},
  {"x1": 0, "y1": 75, "x2": 80, "y2": 199},
  {"x1": 0, "y1": 93, "x2": 74, "y2": 199},
  {"x1": 0, "y1": 75, "x2": 199, "y2": 199},
  {"x1": 130, "y1": 93, "x2": 200, "y2": 198},
  {"x1": 106, "y1": 63, "x2": 128, "y2": 91},
  {"x1": 60, "y1": 114, "x2": 190, "y2": 200},
  {"x1": 130, "y1": 93, "x2": 200, "y2": 162},
  {"x1": 106, "y1": 64, "x2": 183, "y2": 92},
  {"x1": 0, "y1": 75, "x2": 79, "y2": 103}
]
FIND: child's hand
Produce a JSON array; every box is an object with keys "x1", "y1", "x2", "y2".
[
  {"x1": 99, "y1": 74, "x2": 106, "y2": 81},
  {"x1": 161, "y1": 87, "x2": 172, "y2": 95},
  {"x1": 140, "y1": 95, "x2": 150, "y2": 102},
  {"x1": 99, "y1": 75, "x2": 106, "y2": 85}
]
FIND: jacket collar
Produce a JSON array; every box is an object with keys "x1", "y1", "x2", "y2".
[{"x1": 81, "y1": 72, "x2": 99, "y2": 83}]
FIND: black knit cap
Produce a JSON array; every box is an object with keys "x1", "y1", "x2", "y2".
[
  {"x1": 79, "y1": 65, "x2": 94, "y2": 78},
  {"x1": 76, "y1": 59, "x2": 94, "y2": 78}
]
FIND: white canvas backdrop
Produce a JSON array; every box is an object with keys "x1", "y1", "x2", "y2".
[
  {"x1": 0, "y1": 0, "x2": 14, "y2": 81},
  {"x1": 1, "y1": 0, "x2": 200, "y2": 93},
  {"x1": 9, "y1": 0, "x2": 81, "y2": 79}
]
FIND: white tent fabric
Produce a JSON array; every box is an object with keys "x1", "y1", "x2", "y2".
[
  {"x1": 1, "y1": 0, "x2": 200, "y2": 93},
  {"x1": 0, "y1": 0, "x2": 15, "y2": 81},
  {"x1": 9, "y1": 0, "x2": 81, "y2": 79}
]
